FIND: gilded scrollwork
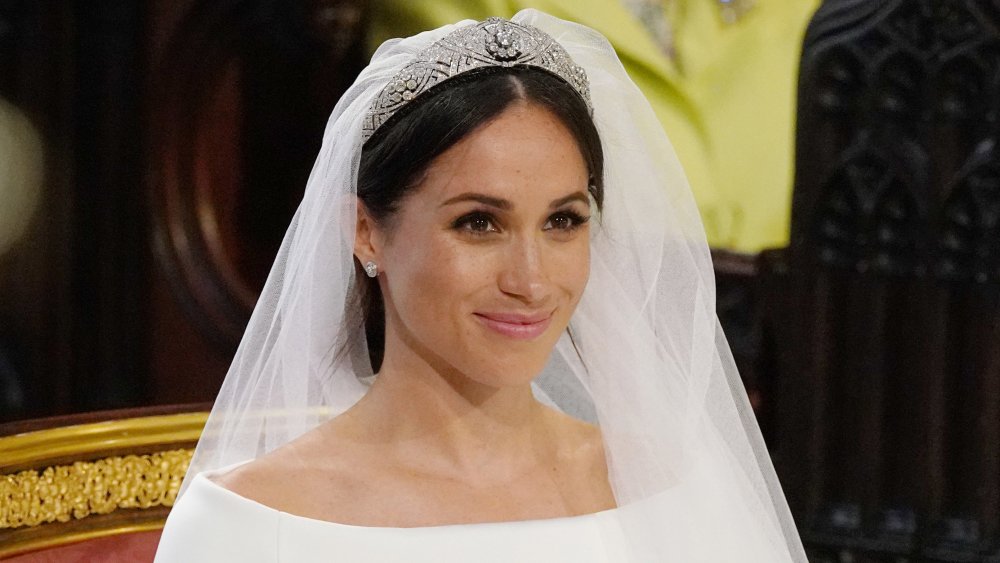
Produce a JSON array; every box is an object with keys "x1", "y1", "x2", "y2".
[{"x1": 0, "y1": 449, "x2": 192, "y2": 529}]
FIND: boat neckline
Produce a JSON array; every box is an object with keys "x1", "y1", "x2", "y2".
[{"x1": 194, "y1": 467, "x2": 624, "y2": 531}]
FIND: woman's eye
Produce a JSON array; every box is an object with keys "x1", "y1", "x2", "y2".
[
  {"x1": 454, "y1": 212, "x2": 499, "y2": 235},
  {"x1": 544, "y1": 211, "x2": 590, "y2": 232},
  {"x1": 549, "y1": 215, "x2": 573, "y2": 230}
]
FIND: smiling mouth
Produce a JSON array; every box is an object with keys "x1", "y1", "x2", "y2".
[{"x1": 473, "y1": 311, "x2": 553, "y2": 341}]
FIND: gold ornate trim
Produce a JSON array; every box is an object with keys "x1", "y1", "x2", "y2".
[
  {"x1": 0, "y1": 412, "x2": 207, "y2": 472},
  {"x1": 0, "y1": 411, "x2": 207, "y2": 556},
  {"x1": 1, "y1": 449, "x2": 193, "y2": 530}
]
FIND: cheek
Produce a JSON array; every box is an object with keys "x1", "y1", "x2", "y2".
[
  {"x1": 552, "y1": 238, "x2": 591, "y2": 306},
  {"x1": 384, "y1": 233, "x2": 493, "y2": 325}
]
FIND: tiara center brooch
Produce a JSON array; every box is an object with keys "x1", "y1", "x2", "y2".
[
  {"x1": 362, "y1": 17, "x2": 592, "y2": 142},
  {"x1": 487, "y1": 22, "x2": 523, "y2": 61}
]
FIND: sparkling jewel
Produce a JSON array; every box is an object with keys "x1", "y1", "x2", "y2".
[{"x1": 362, "y1": 17, "x2": 591, "y2": 142}]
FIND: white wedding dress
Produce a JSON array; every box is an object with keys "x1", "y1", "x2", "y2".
[
  {"x1": 155, "y1": 12, "x2": 808, "y2": 561},
  {"x1": 154, "y1": 466, "x2": 632, "y2": 562}
]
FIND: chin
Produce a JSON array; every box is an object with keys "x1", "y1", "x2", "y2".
[{"x1": 456, "y1": 333, "x2": 562, "y2": 388}]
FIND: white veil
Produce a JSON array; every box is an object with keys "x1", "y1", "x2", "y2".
[{"x1": 181, "y1": 10, "x2": 806, "y2": 561}]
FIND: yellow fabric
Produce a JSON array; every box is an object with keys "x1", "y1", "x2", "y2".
[{"x1": 369, "y1": 0, "x2": 819, "y2": 252}]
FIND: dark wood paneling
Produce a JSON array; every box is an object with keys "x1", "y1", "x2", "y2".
[
  {"x1": 0, "y1": 3, "x2": 147, "y2": 420},
  {"x1": 768, "y1": 1, "x2": 1000, "y2": 560},
  {"x1": 145, "y1": 0, "x2": 369, "y2": 403},
  {"x1": 0, "y1": 1, "x2": 370, "y2": 417}
]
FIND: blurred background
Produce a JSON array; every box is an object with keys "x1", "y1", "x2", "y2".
[{"x1": 1, "y1": 0, "x2": 999, "y2": 561}]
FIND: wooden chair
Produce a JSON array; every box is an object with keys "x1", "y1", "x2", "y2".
[
  {"x1": 762, "y1": 1, "x2": 1000, "y2": 561},
  {"x1": 0, "y1": 406, "x2": 208, "y2": 560}
]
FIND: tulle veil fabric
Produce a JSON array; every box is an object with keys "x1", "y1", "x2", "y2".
[{"x1": 180, "y1": 10, "x2": 807, "y2": 561}]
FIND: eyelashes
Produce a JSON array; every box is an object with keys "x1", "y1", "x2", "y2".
[
  {"x1": 544, "y1": 209, "x2": 590, "y2": 232},
  {"x1": 451, "y1": 209, "x2": 591, "y2": 237},
  {"x1": 452, "y1": 211, "x2": 499, "y2": 235}
]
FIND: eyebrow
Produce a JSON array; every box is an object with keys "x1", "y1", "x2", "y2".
[
  {"x1": 440, "y1": 191, "x2": 590, "y2": 210},
  {"x1": 549, "y1": 191, "x2": 591, "y2": 209}
]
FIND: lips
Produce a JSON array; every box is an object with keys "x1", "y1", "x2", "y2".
[{"x1": 473, "y1": 311, "x2": 553, "y2": 340}]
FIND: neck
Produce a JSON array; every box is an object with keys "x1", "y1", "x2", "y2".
[{"x1": 343, "y1": 322, "x2": 549, "y2": 480}]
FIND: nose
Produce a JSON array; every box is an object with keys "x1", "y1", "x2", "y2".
[{"x1": 497, "y1": 234, "x2": 549, "y2": 304}]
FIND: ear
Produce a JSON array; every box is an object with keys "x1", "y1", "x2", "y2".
[{"x1": 354, "y1": 198, "x2": 382, "y2": 265}]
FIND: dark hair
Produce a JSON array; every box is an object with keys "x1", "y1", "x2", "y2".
[{"x1": 356, "y1": 66, "x2": 604, "y2": 372}]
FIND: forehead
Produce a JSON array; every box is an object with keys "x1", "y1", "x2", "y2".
[{"x1": 414, "y1": 102, "x2": 590, "y2": 205}]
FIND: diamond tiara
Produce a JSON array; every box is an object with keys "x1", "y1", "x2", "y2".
[{"x1": 362, "y1": 17, "x2": 592, "y2": 143}]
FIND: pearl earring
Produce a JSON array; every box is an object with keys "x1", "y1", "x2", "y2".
[{"x1": 364, "y1": 261, "x2": 378, "y2": 278}]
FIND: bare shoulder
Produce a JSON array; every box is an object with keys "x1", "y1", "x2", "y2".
[
  {"x1": 538, "y1": 405, "x2": 614, "y2": 508},
  {"x1": 210, "y1": 449, "x2": 295, "y2": 511},
  {"x1": 211, "y1": 424, "x2": 366, "y2": 518},
  {"x1": 540, "y1": 405, "x2": 606, "y2": 464}
]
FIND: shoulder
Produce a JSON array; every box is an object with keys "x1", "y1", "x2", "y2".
[
  {"x1": 539, "y1": 406, "x2": 615, "y2": 510},
  {"x1": 541, "y1": 406, "x2": 606, "y2": 467},
  {"x1": 210, "y1": 424, "x2": 376, "y2": 523},
  {"x1": 155, "y1": 471, "x2": 279, "y2": 562},
  {"x1": 211, "y1": 451, "x2": 300, "y2": 514}
]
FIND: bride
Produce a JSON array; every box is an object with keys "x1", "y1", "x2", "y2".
[{"x1": 155, "y1": 11, "x2": 806, "y2": 562}]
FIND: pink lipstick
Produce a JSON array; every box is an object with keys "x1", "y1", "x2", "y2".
[{"x1": 474, "y1": 311, "x2": 552, "y2": 340}]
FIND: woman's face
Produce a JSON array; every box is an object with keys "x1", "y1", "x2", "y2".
[{"x1": 360, "y1": 101, "x2": 592, "y2": 387}]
